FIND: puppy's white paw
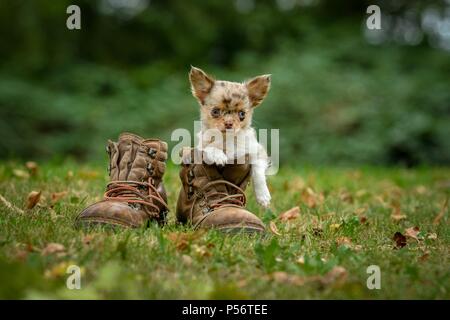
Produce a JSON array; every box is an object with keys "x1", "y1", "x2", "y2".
[
  {"x1": 255, "y1": 187, "x2": 271, "y2": 208},
  {"x1": 203, "y1": 148, "x2": 228, "y2": 166}
]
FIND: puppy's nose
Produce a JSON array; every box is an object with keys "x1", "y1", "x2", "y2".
[{"x1": 224, "y1": 122, "x2": 233, "y2": 129}]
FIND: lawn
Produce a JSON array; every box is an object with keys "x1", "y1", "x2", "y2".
[{"x1": 0, "y1": 161, "x2": 449, "y2": 299}]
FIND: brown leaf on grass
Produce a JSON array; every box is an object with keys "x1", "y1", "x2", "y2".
[
  {"x1": 336, "y1": 237, "x2": 362, "y2": 251},
  {"x1": 166, "y1": 231, "x2": 206, "y2": 251},
  {"x1": 279, "y1": 206, "x2": 300, "y2": 222},
  {"x1": 25, "y1": 161, "x2": 39, "y2": 176},
  {"x1": 0, "y1": 194, "x2": 25, "y2": 214},
  {"x1": 405, "y1": 226, "x2": 420, "y2": 241},
  {"x1": 272, "y1": 266, "x2": 347, "y2": 288},
  {"x1": 339, "y1": 191, "x2": 353, "y2": 204},
  {"x1": 269, "y1": 221, "x2": 281, "y2": 236},
  {"x1": 272, "y1": 272, "x2": 306, "y2": 286},
  {"x1": 41, "y1": 243, "x2": 66, "y2": 256},
  {"x1": 192, "y1": 244, "x2": 212, "y2": 258},
  {"x1": 51, "y1": 191, "x2": 68, "y2": 203},
  {"x1": 336, "y1": 237, "x2": 352, "y2": 246},
  {"x1": 418, "y1": 252, "x2": 430, "y2": 263},
  {"x1": 26, "y1": 191, "x2": 41, "y2": 209},
  {"x1": 14, "y1": 249, "x2": 29, "y2": 262},
  {"x1": 320, "y1": 266, "x2": 348, "y2": 287},
  {"x1": 301, "y1": 188, "x2": 324, "y2": 208},
  {"x1": 82, "y1": 234, "x2": 95, "y2": 245},
  {"x1": 44, "y1": 261, "x2": 73, "y2": 279},
  {"x1": 390, "y1": 201, "x2": 407, "y2": 221},
  {"x1": 181, "y1": 254, "x2": 193, "y2": 266},
  {"x1": 375, "y1": 195, "x2": 389, "y2": 207},
  {"x1": 167, "y1": 234, "x2": 189, "y2": 251},
  {"x1": 433, "y1": 198, "x2": 448, "y2": 225},
  {"x1": 283, "y1": 176, "x2": 305, "y2": 192},
  {"x1": 393, "y1": 232, "x2": 407, "y2": 249},
  {"x1": 427, "y1": 233, "x2": 437, "y2": 240},
  {"x1": 415, "y1": 185, "x2": 427, "y2": 195},
  {"x1": 13, "y1": 169, "x2": 30, "y2": 179}
]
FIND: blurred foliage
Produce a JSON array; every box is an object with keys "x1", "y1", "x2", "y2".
[{"x1": 0, "y1": 0, "x2": 449, "y2": 165}]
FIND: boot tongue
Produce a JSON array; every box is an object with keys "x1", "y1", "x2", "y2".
[{"x1": 220, "y1": 163, "x2": 251, "y2": 189}]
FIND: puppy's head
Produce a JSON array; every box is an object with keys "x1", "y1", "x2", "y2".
[{"x1": 189, "y1": 66, "x2": 271, "y2": 133}]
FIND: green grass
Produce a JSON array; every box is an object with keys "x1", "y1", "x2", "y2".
[{"x1": 0, "y1": 161, "x2": 449, "y2": 299}]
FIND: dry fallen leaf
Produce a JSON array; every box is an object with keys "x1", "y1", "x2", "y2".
[
  {"x1": 51, "y1": 191, "x2": 68, "y2": 203},
  {"x1": 301, "y1": 188, "x2": 324, "y2": 208},
  {"x1": 192, "y1": 244, "x2": 212, "y2": 257},
  {"x1": 415, "y1": 185, "x2": 427, "y2": 195},
  {"x1": 427, "y1": 233, "x2": 437, "y2": 240},
  {"x1": 272, "y1": 266, "x2": 348, "y2": 288},
  {"x1": 272, "y1": 271, "x2": 306, "y2": 286},
  {"x1": 82, "y1": 234, "x2": 95, "y2": 245},
  {"x1": 26, "y1": 191, "x2": 41, "y2": 209},
  {"x1": 433, "y1": 198, "x2": 448, "y2": 225},
  {"x1": 404, "y1": 226, "x2": 420, "y2": 241},
  {"x1": 279, "y1": 206, "x2": 300, "y2": 222},
  {"x1": 13, "y1": 169, "x2": 30, "y2": 179},
  {"x1": 41, "y1": 243, "x2": 66, "y2": 256},
  {"x1": 181, "y1": 254, "x2": 193, "y2": 266},
  {"x1": 320, "y1": 266, "x2": 348, "y2": 287},
  {"x1": 44, "y1": 261, "x2": 73, "y2": 279},
  {"x1": 390, "y1": 201, "x2": 407, "y2": 221},
  {"x1": 269, "y1": 221, "x2": 281, "y2": 236},
  {"x1": 329, "y1": 223, "x2": 341, "y2": 231},
  {"x1": 418, "y1": 252, "x2": 430, "y2": 262},
  {"x1": 336, "y1": 237, "x2": 352, "y2": 246},
  {"x1": 339, "y1": 191, "x2": 353, "y2": 203},
  {"x1": 166, "y1": 231, "x2": 205, "y2": 251},
  {"x1": 393, "y1": 232, "x2": 407, "y2": 249},
  {"x1": 284, "y1": 176, "x2": 305, "y2": 192},
  {"x1": 0, "y1": 194, "x2": 25, "y2": 214},
  {"x1": 25, "y1": 161, "x2": 39, "y2": 176}
]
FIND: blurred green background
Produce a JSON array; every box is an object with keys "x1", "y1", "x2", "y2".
[{"x1": 0, "y1": 0, "x2": 449, "y2": 166}]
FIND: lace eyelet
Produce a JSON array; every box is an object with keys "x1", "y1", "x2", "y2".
[{"x1": 148, "y1": 148, "x2": 157, "y2": 158}]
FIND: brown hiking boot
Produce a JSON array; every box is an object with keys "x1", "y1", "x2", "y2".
[
  {"x1": 176, "y1": 148, "x2": 266, "y2": 233},
  {"x1": 75, "y1": 132, "x2": 169, "y2": 228}
]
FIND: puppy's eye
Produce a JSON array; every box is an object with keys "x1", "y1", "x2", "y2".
[
  {"x1": 211, "y1": 108, "x2": 221, "y2": 118},
  {"x1": 238, "y1": 111, "x2": 246, "y2": 121}
]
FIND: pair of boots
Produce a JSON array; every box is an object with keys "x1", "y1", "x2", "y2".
[{"x1": 75, "y1": 133, "x2": 265, "y2": 233}]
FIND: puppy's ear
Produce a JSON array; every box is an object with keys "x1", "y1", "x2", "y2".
[
  {"x1": 189, "y1": 66, "x2": 215, "y2": 104},
  {"x1": 245, "y1": 74, "x2": 271, "y2": 107}
]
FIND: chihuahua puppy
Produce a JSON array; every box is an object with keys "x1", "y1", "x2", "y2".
[{"x1": 186, "y1": 66, "x2": 271, "y2": 208}]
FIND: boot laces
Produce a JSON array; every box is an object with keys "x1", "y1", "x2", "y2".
[
  {"x1": 191, "y1": 180, "x2": 246, "y2": 220},
  {"x1": 104, "y1": 177, "x2": 168, "y2": 218}
]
